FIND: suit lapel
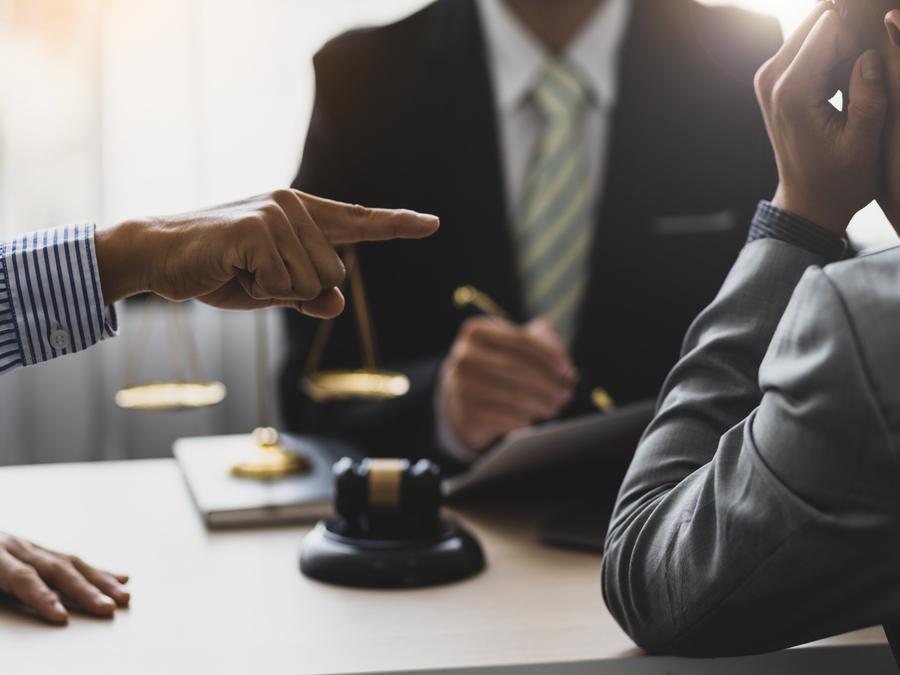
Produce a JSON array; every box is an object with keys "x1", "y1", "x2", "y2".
[
  {"x1": 571, "y1": 0, "x2": 650, "y2": 366},
  {"x1": 572, "y1": 0, "x2": 697, "y2": 365},
  {"x1": 423, "y1": 0, "x2": 700, "y2": 341},
  {"x1": 886, "y1": 622, "x2": 900, "y2": 668},
  {"x1": 423, "y1": 0, "x2": 526, "y2": 321}
]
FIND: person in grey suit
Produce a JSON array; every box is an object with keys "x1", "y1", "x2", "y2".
[{"x1": 602, "y1": 2, "x2": 900, "y2": 660}]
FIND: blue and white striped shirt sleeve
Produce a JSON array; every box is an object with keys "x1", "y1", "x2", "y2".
[{"x1": 0, "y1": 223, "x2": 118, "y2": 373}]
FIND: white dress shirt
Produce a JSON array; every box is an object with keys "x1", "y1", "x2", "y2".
[
  {"x1": 476, "y1": 0, "x2": 631, "y2": 222},
  {"x1": 438, "y1": 0, "x2": 632, "y2": 462}
]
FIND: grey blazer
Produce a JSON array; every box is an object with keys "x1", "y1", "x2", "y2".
[{"x1": 603, "y1": 238, "x2": 900, "y2": 657}]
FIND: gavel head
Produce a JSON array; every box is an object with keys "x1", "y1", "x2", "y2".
[{"x1": 332, "y1": 458, "x2": 443, "y2": 539}]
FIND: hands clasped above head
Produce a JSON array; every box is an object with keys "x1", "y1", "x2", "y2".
[
  {"x1": 0, "y1": 533, "x2": 129, "y2": 624},
  {"x1": 96, "y1": 190, "x2": 440, "y2": 319},
  {"x1": 755, "y1": 2, "x2": 889, "y2": 236}
]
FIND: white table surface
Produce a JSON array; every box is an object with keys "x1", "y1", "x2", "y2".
[{"x1": 0, "y1": 459, "x2": 889, "y2": 675}]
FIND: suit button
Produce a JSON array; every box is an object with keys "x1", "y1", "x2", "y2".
[{"x1": 49, "y1": 328, "x2": 70, "y2": 349}]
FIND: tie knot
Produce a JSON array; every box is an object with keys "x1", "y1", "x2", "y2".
[{"x1": 531, "y1": 61, "x2": 589, "y2": 121}]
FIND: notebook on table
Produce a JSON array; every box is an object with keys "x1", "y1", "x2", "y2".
[
  {"x1": 174, "y1": 433, "x2": 362, "y2": 529},
  {"x1": 443, "y1": 399, "x2": 655, "y2": 497}
]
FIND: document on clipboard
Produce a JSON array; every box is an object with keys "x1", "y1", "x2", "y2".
[{"x1": 443, "y1": 399, "x2": 656, "y2": 497}]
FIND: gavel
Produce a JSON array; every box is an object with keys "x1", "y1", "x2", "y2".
[
  {"x1": 332, "y1": 457, "x2": 443, "y2": 539},
  {"x1": 300, "y1": 457, "x2": 486, "y2": 588}
]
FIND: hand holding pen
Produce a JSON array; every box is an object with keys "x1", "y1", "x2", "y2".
[
  {"x1": 454, "y1": 286, "x2": 616, "y2": 412},
  {"x1": 438, "y1": 286, "x2": 615, "y2": 455},
  {"x1": 437, "y1": 288, "x2": 577, "y2": 454}
]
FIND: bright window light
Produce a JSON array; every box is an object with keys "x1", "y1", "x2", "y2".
[{"x1": 700, "y1": 0, "x2": 814, "y2": 33}]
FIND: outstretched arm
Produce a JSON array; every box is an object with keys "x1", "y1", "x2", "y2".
[{"x1": 0, "y1": 190, "x2": 438, "y2": 375}]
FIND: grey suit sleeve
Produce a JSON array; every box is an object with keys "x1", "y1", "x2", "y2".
[{"x1": 603, "y1": 240, "x2": 900, "y2": 656}]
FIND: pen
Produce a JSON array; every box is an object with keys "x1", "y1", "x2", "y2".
[{"x1": 452, "y1": 285, "x2": 616, "y2": 413}]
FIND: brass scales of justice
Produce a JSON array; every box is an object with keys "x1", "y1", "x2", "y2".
[
  {"x1": 114, "y1": 298, "x2": 227, "y2": 411},
  {"x1": 113, "y1": 246, "x2": 409, "y2": 481},
  {"x1": 301, "y1": 246, "x2": 411, "y2": 403},
  {"x1": 113, "y1": 249, "x2": 610, "y2": 481},
  {"x1": 113, "y1": 297, "x2": 312, "y2": 479},
  {"x1": 229, "y1": 246, "x2": 411, "y2": 479},
  {"x1": 227, "y1": 248, "x2": 413, "y2": 480}
]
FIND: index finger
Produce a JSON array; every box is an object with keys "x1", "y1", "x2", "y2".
[
  {"x1": 783, "y1": 7, "x2": 860, "y2": 101},
  {"x1": 767, "y1": 2, "x2": 832, "y2": 79},
  {"x1": 295, "y1": 191, "x2": 440, "y2": 244}
]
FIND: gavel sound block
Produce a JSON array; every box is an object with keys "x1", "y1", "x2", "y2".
[{"x1": 299, "y1": 458, "x2": 486, "y2": 588}]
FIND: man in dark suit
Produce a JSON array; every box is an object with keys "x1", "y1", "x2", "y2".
[{"x1": 280, "y1": 0, "x2": 782, "y2": 466}]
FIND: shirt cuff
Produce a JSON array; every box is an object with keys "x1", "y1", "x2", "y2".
[
  {"x1": 434, "y1": 373, "x2": 481, "y2": 465},
  {"x1": 0, "y1": 223, "x2": 119, "y2": 372},
  {"x1": 746, "y1": 201, "x2": 848, "y2": 262}
]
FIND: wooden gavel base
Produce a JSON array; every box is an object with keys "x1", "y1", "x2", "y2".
[{"x1": 299, "y1": 518, "x2": 485, "y2": 589}]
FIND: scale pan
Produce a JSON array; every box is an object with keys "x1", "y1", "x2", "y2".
[
  {"x1": 115, "y1": 381, "x2": 227, "y2": 411},
  {"x1": 303, "y1": 370, "x2": 410, "y2": 402}
]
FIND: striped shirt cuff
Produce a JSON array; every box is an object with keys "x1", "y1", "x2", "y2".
[
  {"x1": 747, "y1": 201, "x2": 848, "y2": 262},
  {"x1": 0, "y1": 223, "x2": 118, "y2": 373}
]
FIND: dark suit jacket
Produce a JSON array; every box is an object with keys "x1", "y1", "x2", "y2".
[
  {"x1": 280, "y1": 0, "x2": 781, "y2": 465},
  {"x1": 889, "y1": 624, "x2": 900, "y2": 667}
]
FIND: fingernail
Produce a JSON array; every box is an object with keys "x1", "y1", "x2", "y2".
[
  {"x1": 412, "y1": 211, "x2": 440, "y2": 225},
  {"x1": 48, "y1": 601, "x2": 69, "y2": 624},
  {"x1": 96, "y1": 593, "x2": 116, "y2": 609},
  {"x1": 862, "y1": 51, "x2": 883, "y2": 81},
  {"x1": 889, "y1": 22, "x2": 900, "y2": 49}
]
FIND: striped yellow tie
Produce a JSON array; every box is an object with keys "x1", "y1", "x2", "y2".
[{"x1": 516, "y1": 61, "x2": 593, "y2": 345}]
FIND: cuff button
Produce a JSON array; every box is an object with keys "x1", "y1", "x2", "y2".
[{"x1": 49, "y1": 328, "x2": 70, "y2": 350}]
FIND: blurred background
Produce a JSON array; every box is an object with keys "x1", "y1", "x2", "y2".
[{"x1": 0, "y1": 0, "x2": 892, "y2": 466}]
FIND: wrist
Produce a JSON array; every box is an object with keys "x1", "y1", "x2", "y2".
[
  {"x1": 771, "y1": 185, "x2": 851, "y2": 236},
  {"x1": 95, "y1": 219, "x2": 154, "y2": 303}
]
